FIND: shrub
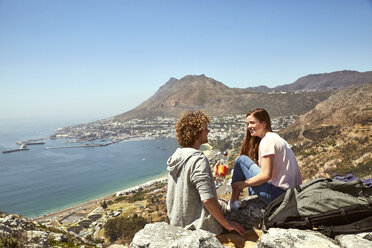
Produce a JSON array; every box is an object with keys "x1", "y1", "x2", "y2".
[
  {"x1": 114, "y1": 196, "x2": 127, "y2": 203},
  {"x1": 67, "y1": 226, "x2": 83, "y2": 234},
  {"x1": 88, "y1": 214, "x2": 102, "y2": 221},
  {"x1": 128, "y1": 191, "x2": 145, "y2": 203},
  {"x1": 0, "y1": 234, "x2": 23, "y2": 248},
  {"x1": 104, "y1": 215, "x2": 147, "y2": 244},
  {"x1": 210, "y1": 139, "x2": 232, "y2": 152}
]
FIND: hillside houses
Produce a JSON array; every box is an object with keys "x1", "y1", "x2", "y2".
[{"x1": 54, "y1": 114, "x2": 297, "y2": 144}]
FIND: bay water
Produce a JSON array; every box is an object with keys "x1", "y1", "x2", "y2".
[{"x1": 0, "y1": 118, "x2": 178, "y2": 218}]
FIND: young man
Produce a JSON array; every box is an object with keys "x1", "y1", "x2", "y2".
[{"x1": 166, "y1": 110, "x2": 245, "y2": 235}]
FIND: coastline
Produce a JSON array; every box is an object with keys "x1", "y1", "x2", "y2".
[
  {"x1": 1, "y1": 135, "x2": 178, "y2": 221},
  {"x1": 33, "y1": 174, "x2": 168, "y2": 222}
]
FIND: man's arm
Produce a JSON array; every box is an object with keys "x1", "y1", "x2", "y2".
[{"x1": 203, "y1": 197, "x2": 245, "y2": 235}]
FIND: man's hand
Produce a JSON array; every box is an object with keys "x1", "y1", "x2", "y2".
[
  {"x1": 224, "y1": 220, "x2": 245, "y2": 235},
  {"x1": 213, "y1": 161, "x2": 220, "y2": 179},
  {"x1": 203, "y1": 198, "x2": 246, "y2": 236}
]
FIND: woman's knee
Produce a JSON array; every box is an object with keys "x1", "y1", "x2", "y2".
[{"x1": 235, "y1": 155, "x2": 255, "y2": 169}]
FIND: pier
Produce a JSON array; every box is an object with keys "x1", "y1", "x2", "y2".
[
  {"x1": 3, "y1": 139, "x2": 45, "y2": 154},
  {"x1": 45, "y1": 144, "x2": 102, "y2": 149},
  {"x1": 25, "y1": 142, "x2": 45, "y2": 145},
  {"x1": 2, "y1": 148, "x2": 30, "y2": 154},
  {"x1": 16, "y1": 138, "x2": 46, "y2": 145},
  {"x1": 3, "y1": 137, "x2": 120, "y2": 153},
  {"x1": 45, "y1": 140, "x2": 119, "y2": 150}
]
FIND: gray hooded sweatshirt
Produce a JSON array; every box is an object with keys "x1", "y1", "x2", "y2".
[{"x1": 166, "y1": 147, "x2": 222, "y2": 234}]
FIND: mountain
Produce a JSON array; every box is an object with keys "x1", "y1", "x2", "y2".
[
  {"x1": 245, "y1": 85, "x2": 272, "y2": 93},
  {"x1": 116, "y1": 74, "x2": 331, "y2": 121},
  {"x1": 246, "y1": 70, "x2": 372, "y2": 92},
  {"x1": 279, "y1": 83, "x2": 372, "y2": 179}
]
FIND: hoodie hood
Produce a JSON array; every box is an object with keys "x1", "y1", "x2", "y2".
[{"x1": 167, "y1": 147, "x2": 203, "y2": 177}]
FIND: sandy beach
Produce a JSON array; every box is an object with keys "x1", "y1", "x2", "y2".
[
  {"x1": 33, "y1": 193, "x2": 116, "y2": 223},
  {"x1": 33, "y1": 175, "x2": 168, "y2": 223}
]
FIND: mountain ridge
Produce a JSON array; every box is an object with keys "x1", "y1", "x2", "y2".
[
  {"x1": 246, "y1": 70, "x2": 372, "y2": 92},
  {"x1": 116, "y1": 73, "x2": 339, "y2": 121}
]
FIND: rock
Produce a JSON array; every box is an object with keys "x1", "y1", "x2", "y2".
[
  {"x1": 258, "y1": 228, "x2": 340, "y2": 248},
  {"x1": 335, "y1": 232, "x2": 372, "y2": 248},
  {"x1": 49, "y1": 232, "x2": 68, "y2": 242},
  {"x1": 130, "y1": 222, "x2": 225, "y2": 248},
  {"x1": 129, "y1": 195, "x2": 372, "y2": 248},
  {"x1": 25, "y1": 230, "x2": 49, "y2": 248},
  {"x1": 226, "y1": 195, "x2": 267, "y2": 229},
  {"x1": 0, "y1": 212, "x2": 98, "y2": 247},
  {"x1": 0, "y1": 214, "x2": 34, "y2": 234}
]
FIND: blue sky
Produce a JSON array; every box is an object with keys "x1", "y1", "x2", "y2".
[{"x1": 1, "y1": 0, "x2": 371, "y2": 122}]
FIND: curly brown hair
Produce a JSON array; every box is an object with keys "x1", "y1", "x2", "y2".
[{"x1": 175, "y1": 110, "x2": 210, "y2": 147}]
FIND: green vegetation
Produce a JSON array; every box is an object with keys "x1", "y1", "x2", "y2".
[
  {"x1": 48, "y1": 240, "x2": 86, "y2": 248},
  {"x1": 302, "y1": 125, "x2": 338, "y2": 142},
  {"x1": 113, "y1": 196, "x2": 126, "y2": 203},
  {"x1": 104, "y1": 214, "x2": 147, "y2": 244},
  {"x1": 297, "y1": 148, "x2": 317, "y2": 158},
  {"x1": 0, "y1": 234, "x2": 23, "y2": 248},
  {"x1": 128, "y1": 190, "x2": 146, "y2": 203},
  {"x1": 333, "y1": 142, "x2": 371, "y2": 178},
  {"x1": 0, "y1": 222, "x2": 95, "y2": 248},
  {"x1": 297, "y1": 125, "x2": 371, "y2": 180},
  {"x1": 210, "y1": 138, "x2": 232, "y2": 152},
  {"x1": 336, "y1": 159, "x2": 372, "y2": 178},
  {"x1": 280, "y1": 129, "x2": 301, "y2": 144},
  {"x1": 78, "y1": 219, "x2": 92, "y2": 228}
]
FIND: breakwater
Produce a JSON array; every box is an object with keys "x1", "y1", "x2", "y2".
[
  {"x1": 45, "y1": 144, "x2": 103, "y2": 149},
  {"x1": 45, "y1": 140, "x2": 120, "y2": 150}
]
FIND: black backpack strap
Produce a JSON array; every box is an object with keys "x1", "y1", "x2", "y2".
[
  {"x1": 319, "y1": 216, "x2": 372, "y2": 238},
  {"x1": 295, "y1": 185, "x2": 302, "y2": 192}
]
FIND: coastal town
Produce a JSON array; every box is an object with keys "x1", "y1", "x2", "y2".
[
  {"x1": 52, "y1": 114, "x2": 297, "y2": 147},
  {"x1": 2, "y1": 114, "x2": 298, "y2": 154}
]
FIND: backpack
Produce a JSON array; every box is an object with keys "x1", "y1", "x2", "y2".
[{"x1": 261, "y1": 178, "x2": 372, "y2": 238}]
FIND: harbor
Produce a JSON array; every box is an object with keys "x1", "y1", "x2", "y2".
[
  {"x1": 2, "y1": 139, "x2": 46, "y2": 154},
  {"x1": 2, "y1": 147, "x2": 30, "y2": 154},
  {"x1": 2, "y1": 142, "x2": 31, "y2": 154},
  {"x1": 2, "y1": 142, "x2": 116, "y2": 153},
  {"x1": 2, "y1": 137, "x2": 121, "y2": 153}
]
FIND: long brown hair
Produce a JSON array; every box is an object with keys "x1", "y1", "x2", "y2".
[{"x1": 239, "y1": 108, "x2": 272, "y2": 164}]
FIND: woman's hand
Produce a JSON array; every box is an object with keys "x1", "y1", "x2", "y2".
[{"x1": 232, "y1": 180, "x2": 248, "y2": 192}]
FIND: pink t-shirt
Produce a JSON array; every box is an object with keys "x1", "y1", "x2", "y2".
[{"x1": 259, "y1": 132, "x2": 302, "y2": 190}]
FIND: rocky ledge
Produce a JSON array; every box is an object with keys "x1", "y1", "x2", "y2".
[
  {"x1": 130, "y1": 196, "x2": 372, "y2": 248},
  {"x1": 0, "y1": 212, "x2": 100, "y2": 248}
]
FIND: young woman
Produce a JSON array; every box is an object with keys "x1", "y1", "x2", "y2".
[{"x1": 228, "y1": 108, "x2": 302, "y2": 211}]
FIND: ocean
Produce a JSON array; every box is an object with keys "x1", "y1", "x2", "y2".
[{"x1": 0, "y1": 118, "x2": 179, "y2": 218}]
